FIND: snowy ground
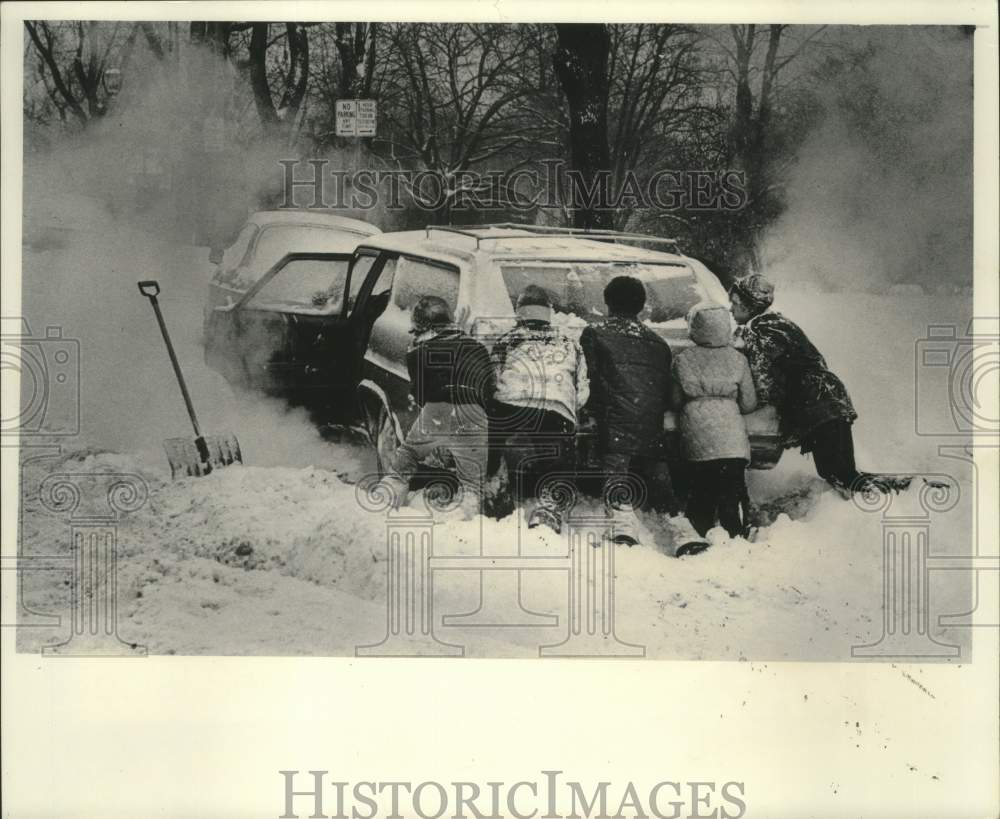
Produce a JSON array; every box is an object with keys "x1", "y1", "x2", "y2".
[{"x1": 13, "y1": 195, "x2": 977, "y2": 659}]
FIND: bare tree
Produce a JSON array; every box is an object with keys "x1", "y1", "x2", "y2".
[
  {"x1": 605, "y1": 24, "x2": 720, "y2": 229},
  {"x1": 709, "y1": 24, "x2": 828, "y2": 269},
  {"x1": 372, "y1": 23, "x2": 542, "y2": 220},
  {"x1": 24, "y1": 21, "x2": 136, "y2": 126},
  {"x1": 247, "y1": 23, "x2": 311, "y2": 142},
  {"x1": 334, "y1": 22, "x2": 378, "y2": 99}
]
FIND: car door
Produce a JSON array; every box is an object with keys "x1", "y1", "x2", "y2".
[{"x1": 204, "y1": 252, "x2": 357, "y2": 404}]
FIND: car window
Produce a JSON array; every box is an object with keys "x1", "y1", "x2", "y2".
[
  {"x1": 347, "y1": 253, "x2": 378, "y2": 309},
  {"x1": 245, "y1": 257, "x2": 350, "y2": 314},
  {"x1": 253, "y1": 225, "x2": 358, "y2": 274},
  {"x1": 219, "y1": 223, "x2": 258, "y2": 276},
  {"x1": 500, "y1": 261, "x2": 705, "y2": 325},
  {"x1": 371, "y1": 256, "x2": 397, "y2": 297},
  {"x1": 392, "y1": 256, "x2": 459, "y2": 312}
]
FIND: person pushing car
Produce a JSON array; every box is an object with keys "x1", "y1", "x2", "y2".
[
  {"x1": 383, "y1": 296, "x2": 496, "y2": 516},
  {"x1": 580, "y1": 275, "x2": 679, "y2": 545}
]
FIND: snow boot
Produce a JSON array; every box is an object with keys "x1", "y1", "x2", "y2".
[
  {"x1": 675, "y1": 539, "x2": 710, "y2": 557},
  {"x1": 608, "y1": 508, "x2": 640, "y2": 546},
  {"x1": 528, "y1": 505, "x2": 562, "y2": 534},
  {"x1": 667, "y1": 514, "x2": 709, "y2": 557}
]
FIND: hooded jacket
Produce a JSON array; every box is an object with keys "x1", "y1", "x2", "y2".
[
  {"x1": 580, "y1": 315, "x2": 673, "y2": 455},
  {"x1": 672, "y1": 303, "x2": 757, "y2": 462}
]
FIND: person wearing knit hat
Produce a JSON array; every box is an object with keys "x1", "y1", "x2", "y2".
[
  {"x1": 728, "y1": 274, "x2": 775, "y2": 319},
  {"x1": 728, "y1": 274, "x2": 867, "y2": 494},
  {"x1": 383, "y1": 295, "x2": 496, "y2": 517},
  {"x1": 490, "y1": 285, "x2": 589, "y2": 532},
  {"x1": 513, "y1": 284, "x2": 555, "y2": 321}
]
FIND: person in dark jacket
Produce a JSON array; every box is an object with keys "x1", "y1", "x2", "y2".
[
  {"x1": 384, "y1": 295, "x2": 496, "y2": 515},
  {"x1": 730, "y1": 274, "x2": 863, "y2": 494},
  {"x1": 491, "y1": 285, "x2": 589, "y2": 532},
  {"x1": 580, "y1": 276, "x2": 678, "y2": 543},
  {"x1": 673, "y1": 302, "x2": 757, "y2": 537}
]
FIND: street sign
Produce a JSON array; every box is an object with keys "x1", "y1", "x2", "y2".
[
  {"x1": 357, "y1": 99, "x2": 377, "y2": 137},
  {"x1": 336, "y1": 99, "x2": 377, "y2": 138},
  {"x1": 335, "y1": 99, "x2": 358, "y2": 137}
]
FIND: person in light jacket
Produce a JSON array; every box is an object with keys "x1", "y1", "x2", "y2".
[
  {"x1": 491, "y1": 285, "x2": 589, "y2": 531},
  {"x1": 672, "y1": 302, "x2": 757, "y2": 538}
]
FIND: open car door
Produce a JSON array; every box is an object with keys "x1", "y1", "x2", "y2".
[{"x1": 203, "y1": 251, "x2": 363, "y2": 421}]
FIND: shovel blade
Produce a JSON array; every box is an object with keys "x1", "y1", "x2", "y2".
[{"x1": 164, "y1": 434, "x2": 243, "y2": 479}]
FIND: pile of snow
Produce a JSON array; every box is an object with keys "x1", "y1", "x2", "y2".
[{"x1": 16, "y1": 439, "x2": 973, "y2": 658}]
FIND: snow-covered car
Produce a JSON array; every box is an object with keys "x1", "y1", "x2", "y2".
[
  {"x1": 204, "y1": 224, "x2": 782, "y2": 469},
  {"x1": 204, "y1": 209, "x2": 380, "y2": 319}
]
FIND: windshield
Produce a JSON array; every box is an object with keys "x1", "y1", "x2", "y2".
[{"x1": 499, "y1": 261, "x2": 707, "y2": 325}]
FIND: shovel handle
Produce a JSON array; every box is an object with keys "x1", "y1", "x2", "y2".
[{"x1": 138, "y1": 279, "x2": 203, "y2": 439}]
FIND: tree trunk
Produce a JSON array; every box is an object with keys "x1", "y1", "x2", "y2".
[
  {"x1": 250, "y1": 23, "x2": 310, "y2": 143},
  {"x1": 553, "y1": 23, "x2": 613, "y2": 230}
]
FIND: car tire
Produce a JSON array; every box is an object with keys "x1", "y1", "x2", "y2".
[{"x1": 373, "y1": 403, "x2": 401, "y2": 478}]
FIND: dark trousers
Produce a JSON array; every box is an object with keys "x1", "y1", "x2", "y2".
[
  {"x1": 805, "y1": 419, "x2": 860, "y2": 489},
  {"x1": 686, "y1": 458, "x2": 749, "y2": 538},
  {"x1": 492, "y1": 403, "x2": 574, "y2": 506},
  {"x1": 601, "y1": 451, "x2": 679, "y2": 515}
]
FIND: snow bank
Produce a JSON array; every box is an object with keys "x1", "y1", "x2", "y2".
[{"x1": 17, "y1": 438, "x2": 973, "y2": 658}]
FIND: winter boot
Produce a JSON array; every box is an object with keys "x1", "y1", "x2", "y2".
[
  {"x1": 675, "y1": 539, "x2": 710, "y2": 557},
  {"x1": 528, "y1": 504, "x2": 562, "y2": 534},
  {"x1": 667, "y1": 514, "x2": 709, "y2": 557},
  {"x1": 608, "y1": 507, "x2": 640, "y2": 546}
]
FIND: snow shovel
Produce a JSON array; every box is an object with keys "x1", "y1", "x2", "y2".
[{"x1": 138, "y1": 280, "x2": 242, "y2": 478}]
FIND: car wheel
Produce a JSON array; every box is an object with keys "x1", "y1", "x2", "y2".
[{"x1": 373, "y1": 404, "x2": 401, "y2": 478}]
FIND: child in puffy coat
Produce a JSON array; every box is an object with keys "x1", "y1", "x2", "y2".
[{"x1": 672, "y1": 302, "x2": 757, "y2": 538}]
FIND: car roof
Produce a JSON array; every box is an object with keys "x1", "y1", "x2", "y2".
[
  {"x1": 247, "y1": 209, "x2": 381, "y2": 235},
  {"x1": 355, "y1": 226, "x2": 694, "y2": 268}
]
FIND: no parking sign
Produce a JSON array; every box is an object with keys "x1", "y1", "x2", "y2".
[{"x1": 336, "y1": 99, "x2": 377, "y2": 137}]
